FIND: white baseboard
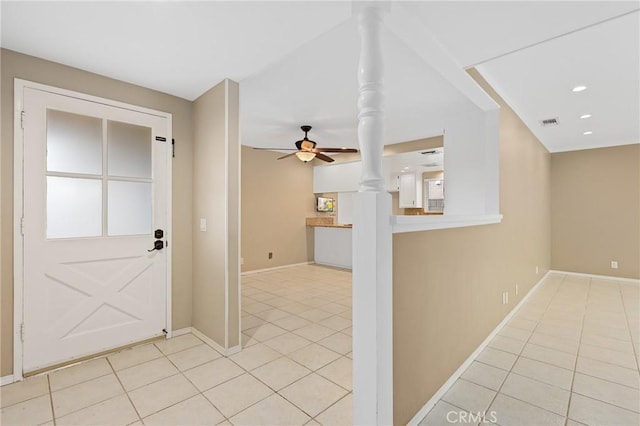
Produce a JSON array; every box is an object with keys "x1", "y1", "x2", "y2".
[
  {"x1": 226, "y1": 345, "x2": 242, "y2": 356},
  {"x1": 241, "y1": 261, "x2": 314, "y2": 276},
  {"x1": 190, "y1": 327, "x2": 238, "y2": 357},
  {"x1": 1, "y1": 374, "x2": 15, "y2": 386},
  {"x1": 171, "y1": 327, "x2": 192, "y2": 337},
  {"x1": 550, "y1": 270, "x2": 640, "y2": 285},
  {"x1": 408, "y1": 271, "x2": 551, "y2": 426}
]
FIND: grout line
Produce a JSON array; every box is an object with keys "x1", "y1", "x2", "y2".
[
  {"x1": 105, "y1": 357, "x2": 143, "y2": 423},
  {"x1": 617, "y1": 281, "x2": 640, "y2": 373},
  {"x1": 47, "y1": 374, "x2": 57, "y2": 426}
]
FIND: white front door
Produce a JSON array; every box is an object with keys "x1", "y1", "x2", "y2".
[{"x1": 21, "y1": 86, "x2": 171, "y2": 373}]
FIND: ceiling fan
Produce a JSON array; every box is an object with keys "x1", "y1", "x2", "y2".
[{"x1": 255, "y1": 125, "x2": 358, "y2": 163}]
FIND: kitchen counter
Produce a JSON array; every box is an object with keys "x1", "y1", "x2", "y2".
[{"x1": 307, "y1": 217, "x2": 352, "y2": 269}]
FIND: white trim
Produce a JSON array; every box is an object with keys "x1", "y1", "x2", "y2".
[
  {"x1": 191, "y1": 327, "x2": 231, "y2": 357},
  {"x1": 223, "y1": 79, "x2": 230, "y2": 351},
  {"x1": 12, "y1": 79, "x2": 173, "y2": 378},
  {"x1": 171, "y1": 327, "x2": 192, "y2": 337},
  {"x1": 408, "y1": 271, "x2": 551, "y2": 426},
  {"x1": 550, "y1": 270, "x2": 640, "y2": 285},
  {"x1": 315, "y1": 261, "x2": 352, "y2": 271},
  {"x1": 226, "y1": 345, "x2": 242, "y2": 356},
  {"x1": 391, "y1": 214, "x2": 503, "y2": 234},
  {"x1": 13, "y1": 79, "x2": 25, "y2": 382},
  {"x1": 165, "y1": 108, "x2": 174, "y2": 340},
  {"x1": 1, "y1": 375, "x2": 16, "y2": 386},
  {"x1": 241, "y1": 261, "x2": 314, "y2": 276}
]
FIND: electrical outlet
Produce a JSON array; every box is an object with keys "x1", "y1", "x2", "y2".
[
  {"x1": 611, "y1": 260, "x2": 618, "y2": 269},
  {"x1": 199, "y1": 218, "x2": 207, "y2": 232},
  {"x1": 505, "y1": 292, "x2": 509, "y2": 304},
  {"x1": 515, "y1": 284, "x2": 519, "y2": 296},
  {"x1": 268, "y1": 252, "x2": 273, "y2": 260},
  {"x1": 535, "y1": 266, "x2": 539, "y2": 275}
]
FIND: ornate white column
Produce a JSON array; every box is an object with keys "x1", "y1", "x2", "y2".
[{"x1": 352, "y1": 3, "x2": 393, "y2": 425}]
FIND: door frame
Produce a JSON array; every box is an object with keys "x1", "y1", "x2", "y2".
[{"x1": 13, "y1": 79, "x2": 173, "y2": 381}]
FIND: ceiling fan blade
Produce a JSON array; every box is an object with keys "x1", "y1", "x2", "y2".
[
  {"x1": 313, "y1": 148, "x2": 359, "y2": 153},
  {"x1": 277, "y1": 152, "x2": 299, "y2": 160},
  {"x1": 253, "y1": 147, "x2": 298, "y2": 151},
  {"x1": 314, "y1": 153, "x2": 335, "y2": 163}
]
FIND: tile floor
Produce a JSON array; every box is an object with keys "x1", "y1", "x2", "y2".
[
  {"x1": 0, "y1": 264, "x2": 353, "y2": 425},
  {"x1": 3, "y1": 269, "x2": 639, "y2": 426},
  {"x1": 420, "y1": 273, "x2": 640, "y2": 426}
]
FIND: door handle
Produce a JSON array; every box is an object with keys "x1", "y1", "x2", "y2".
[{"x1": 148, "y1": 240, "x2": 164, "y2": 252}]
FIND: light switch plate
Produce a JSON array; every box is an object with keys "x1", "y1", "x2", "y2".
[{"x1": 200, "y1": 218, "x2": 207, "y2": 232}]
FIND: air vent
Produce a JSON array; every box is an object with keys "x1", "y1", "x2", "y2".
[
  {"x1": 423, "y1": 163, "x2": 439, "y2": 167},
  {"x1": 421, "y1": 150, "x2": 438, "y2": 155},
  {"x1": 541, "y1": 117, "x2": 560, "y2": 127}
]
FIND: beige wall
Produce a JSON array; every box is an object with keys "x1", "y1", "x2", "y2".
[
  {"x1": 192, "y1": 80, "x2": 240, "y2": 349},
  {"x1": 0, "y1": 49, "x2": 194, "y2": 376},
  {"x1": 241, "y1": 146, "x2": 315, "y2": 272},
  {"x1": 551, "y1": 144, "x2": 640, "y2": 279},
  {"x1": 393, "y1": 69, "x2": 551, "y2": 424}
]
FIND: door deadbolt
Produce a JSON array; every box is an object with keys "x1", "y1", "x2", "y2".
[{"x1": 155, "y1": 229, "x2": 164, "y2": 239}]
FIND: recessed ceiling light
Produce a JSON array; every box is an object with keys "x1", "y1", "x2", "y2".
[
  {"x1": 572, "y1": 85, "x2": 587, "y2": 92},
  {"x1": 580, "y1": 114, "x2": 592, "y2": 119},
  {"x1": 583, "y1": 131, "x2": 593, "y2": 135}
]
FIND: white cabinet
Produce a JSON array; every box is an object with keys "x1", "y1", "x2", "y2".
[
  {"x1": 388, "y1": 174, "x2": 401, "y2": 192},
  {"x1": 399, "y1": 173, "x2": 422, "y2": 208}
]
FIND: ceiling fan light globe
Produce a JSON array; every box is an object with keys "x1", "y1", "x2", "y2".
[{"x1": 296, "y1": 151, "x2": 316, "y2": 162}]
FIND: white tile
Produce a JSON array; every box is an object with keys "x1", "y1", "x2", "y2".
[
  {"x1": 108, "y1": 343, "x2": 163, "y2": 371},
  {"x1": 251, "y1": 357, "x2": 311, "y2": 391},
  {"x1": 498, "y1": 325, "x2": 532, "y2": 342},
  {"x1": 579, "y1": 343, "x2": 637, "y2": 369},
  {"x1": 0, "y1": 375, "x2": 49, "y2": 408},
  {"x1": 229, "y1": 394, "x2": 310, "y2": 426},
  {"x1": 572, "y1": 373, "x2": 640, "y2": 413},
  {"x1": 203, "y1": 373, "x2": 273, "y2": 417},
  {"x1": 297, "y1": 309, "x2": 333, "y2": 322},
  {"x1": 228, "y1": 343, "x2": 281, "y2": 371},
  {"x1": 316, "y1": 357, "x2": 352, "y2": 391},
  {"x1": 52, "y1": 374, "x2": 123, "y2": 417},
  {"x1": 315, "y1": 393, "x2": 352, "y2": 426},
  {"x1": 289, "y1": 343, "x2": 342, "y2": 371},
  {"x1": 56, "y1": 394, "x2": 138, "y2": 426},
  {"x1": 476, "y1": 347, "x2": 517, "y2": 371},
  {"x1": 528, "y1": 332, "x2": 579, "y2": 355},
  {"x1": 154, "y1": 334, "x2": 203, "y2": 355},
  {"x1": 280, "y1": 373, "x2": 348, "y2": 417},
  {"x1": 263, "y1": 332, "x2": 312, "y2": 355},
  {"x1": 460, "y1": 361, "x2": 507, "y2": 391},
  {"x1": 575, "y1": 356, "x2": 640, "y2": 389},
  {"x1": 441, "y1": 379, "x2": 495, "y2": 414},
  {"x1": 243, "y1": 323, "x2": 288, "y2": 342},
  {"x1": 128, "y1": 374, "x2": 198, "y2": 418},
  {"x1": 317, "y1": 333, "x2": 352, "y2": 355},
  {"x1": 500, "y1": 373, "x2": 570, "y2": 415},
  {"x1": 512, "y1": 357, "x2": 573, "y2": 390},
  {"x1": 183, "y1": 357, "x2": 245, "y2": 391},
  {"x1": 253, "y1": 308, "x2": 291, "y2": 322},
  {"x1": 49, "y1": 358, "x2": 112, "y2": 391},
  {"x1": 116, "y1": 357, "x2": 178, "y2": 391},
  {"x1": 293, "y1": 324, "x2": 337, "y2": 342},
  {"x1": 488, "y1": 393, "x2": 565, "y2": 426},
  {"x1": 241, "y1": 315, "x2": 267, "y2": 331},
  {"x1": 521, "y1": 343, "x2": 576, "y2": 370},
  {"x1": 272, "y1": 315, "x2": 312, "y2": 331},
  {"x1": 143, "y1": 394, "x2": 224, "y2": 426},
  {"x1": 167, "y1": 344, "x2": 222, "y2": 371},
  {"x1": 318, "y1": 316, "x2": 352, "y2": 331},
  {"x1": 0, "y1": 394, "x2": 52, "y2": 426},
  {"x1": 569, "y1": 393, "x2": 640, "y2": 426}
]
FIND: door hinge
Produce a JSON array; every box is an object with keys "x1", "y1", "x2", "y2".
[
  {"x1": 20, "y1": 217, "x2": 25, "y2": 236},
  {"x1": 20, "y1": 111, "x2": 25, "y2": 129},
  {"x1": 20, "y1": 323, "x2": 25, "y2": 342}
]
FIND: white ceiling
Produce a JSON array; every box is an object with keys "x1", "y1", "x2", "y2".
[{"x1": 2, "y1": 1, "x2": 638, "y2": 153}]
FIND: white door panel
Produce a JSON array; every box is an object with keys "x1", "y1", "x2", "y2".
[{"x1": 22, "y1": 87, "x2": 170, "y2": 372}]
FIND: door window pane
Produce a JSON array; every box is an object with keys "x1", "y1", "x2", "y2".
[
  {"x1": 108, "y1": 181, "x2": 152, "y2": 236},
  {"x1": 47, "y1": 177, "x2": 102, "y2": 238},
  {"x1": 108, "y1": 121, "x2": 152, "y2": 178},
  {"x1": 47, "y1": 110, "x2": 102, "y2": 175}
]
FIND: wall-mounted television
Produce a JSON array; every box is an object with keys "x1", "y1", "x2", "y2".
[{"x1": 317, "y1": 196, "x2": 335, "y2": 212}]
